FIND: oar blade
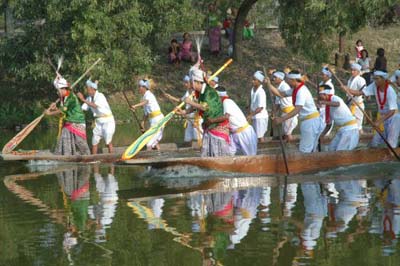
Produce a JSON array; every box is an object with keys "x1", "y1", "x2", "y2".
[{"x1": 2, "y1": 114, "x2": 44, "y2": 154}]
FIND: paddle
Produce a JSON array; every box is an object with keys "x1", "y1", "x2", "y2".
[
  {"x1": 264, "y1": 67, "x2": 290, "y2": 176},
  {"x1": 1, "y1": 58, "x2": 102, "y2": 154},
  {"x1": 121, "y1": 58, "x2": 233, "y2": 160},
  {"x1": 329, "y1": 67, "x2": 400, "y2": 161},
  {"x1": 122, "y1": 90, "x2": 145, "y2": 133}
]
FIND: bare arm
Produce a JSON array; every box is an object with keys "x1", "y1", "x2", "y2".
[
  {"x1": 319, "y1": 100, "x2": 340, "y2": 107},
  {"x1": 273, "y1": 105, "x2": 302, "y2": 124},
  {"x1": 131, "y1": 100, "x2": 149, "y2": 110},
  {"x1": 77, "y1": 92, "x2": 98, "y2": 108}
]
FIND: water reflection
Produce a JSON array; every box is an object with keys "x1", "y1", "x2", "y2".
[{"x1": 3, "y1": 164, "x2": 400, "y2": 265}]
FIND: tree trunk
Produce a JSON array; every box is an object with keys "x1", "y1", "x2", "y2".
[
  {"x1": 232, "y1": 0, "x2": 258, "y2": 62},
  {"x1": 338, "y1": 31, "x2": 345, "y2": 53},
  {"x1": 4, "y1": 0, "x2": 14, "y2": 35}
]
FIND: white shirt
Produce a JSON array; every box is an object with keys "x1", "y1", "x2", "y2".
[
  {"x1": 327, "y1": 95, "x2": 356, "y2": 125},
  {"x1": 143, "y1": 90, "x2": 161, "y2": 116},
  {"x1": 81, "y1": 91, "x2": 113, "y2": 123},
  {"x1": 357, "y1": 58, "x2": 371, "y2": 74},
  {"x1": 250, "y1": 85, "x2": 268, "y2": 119},
  {"x1": 223, "y1": 98, "x2": 248, "y2": 131},
  {"x1": 347, "y1": 75, "x2": 366, "y2": 103},
  {"x1": 276, "y1": 81, "x2": 294, "y2": 109},
  {"x1": 181, "y1": 90, "x2": 195, "y2": 119},
  {"x1": 288, "y1": 84, "x2": 318, "y2": 119},
  {"x1": 363, "y1": 83, "x2": 398, "y2": 114},
  {"x1": 319, "y1": 79, "x2": 335, "y2": 95}
]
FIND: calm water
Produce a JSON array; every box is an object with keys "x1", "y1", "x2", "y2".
[{"x1": 1, "y1": 124, "x2": 400, "y2": 266}]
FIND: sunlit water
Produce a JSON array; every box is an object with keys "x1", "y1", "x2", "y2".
[{"x1": 1, "y1": 124, "x2": 400, "y2": 265}]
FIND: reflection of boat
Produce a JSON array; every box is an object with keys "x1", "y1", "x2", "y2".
[{"x1": 123, "y1": 147, "x2": 400, "y2": 175}]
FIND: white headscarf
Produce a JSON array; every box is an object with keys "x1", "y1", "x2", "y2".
[
  {"x1": 374, "y1": 70, "x2": 388, "y2": 79},
  {"x1": 86, "y1": 79, "x2": 98, "y2": 90},
  {"x1": 53, "y1": 76, "x2": 69, "y2": 89},
  {"x1": 253, "y1": 71, "x2": 264, "y2": 82},
  {"x1": 139, "y1": 79, "x2": 150, "y2": 89},
  {"x1": 351, "y1": 63, "x2": 362, "y2": 71},
  {"x1": 273, "y1": 71, "x2": 285, "y2": 81}
]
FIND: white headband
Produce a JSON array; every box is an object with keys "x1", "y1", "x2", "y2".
[
  {"x1": 217, "y1": 91, "x2": 228, "y2": 97},
  {"x1": 351, "y1": 63, "x2": 362, "y2": 71},
  {"x1": 374, "y1": 70, "x2": 388, "y2": 79},
  {"x1": 287, "y1": 73, "x2": 302, "y2": 80},
  {"x1": 183, "y1": 75, "x2": 190, "y2": 82},
  {"x1": 86, "y1": 79, "x2": 98, "y2": 90},
  {"x1": 273, "y1": 71, "x2": 285, "y2": 80},
  {"x1": 53, "y1": 77, "x2": 69, "y2": 90},
  {"x1": 253, "y1": 71, "x2": 264, "y2": 82},
  {"x1": 321, "y1": 68, "x2": 332, "y2": 78},
  {"x1": 139, "y1": 79, "x2": 150, "y2": 89}
]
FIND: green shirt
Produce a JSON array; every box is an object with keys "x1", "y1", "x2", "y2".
[
  {"x1": 58, "y1": 92, "x2": 86, "y2": 124},
  {"x1": 198, "y1": 85, "x2": 224, "y2": 129}
]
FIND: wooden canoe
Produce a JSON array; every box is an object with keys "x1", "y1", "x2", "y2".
[{"x1": 123, "y1": 147, "x2": 400, "y2": 175}]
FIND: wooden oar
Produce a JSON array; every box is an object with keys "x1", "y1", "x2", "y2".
[
  {"x1": 121, "y1": 58, "x2": 234, "y2": 160},
  {"x1": 329, "y1": 67, "x2": 400, "y2": 161},
  {"x1": 1, "y1": 58, "x2": 102, "y2": 154},
  {"x1": 122, "y1": 90, "x2": 145, "y2": 133}
]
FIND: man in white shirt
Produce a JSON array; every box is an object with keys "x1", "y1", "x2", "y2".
[
  {"x1": 131, "y1": 79, "x2": 164, "y2": 150},
  {"x1": 319, "y1": 67, "x2": 335, "y2": 136},
  {"x1": 272, "y1": 71, "x2": 298, "y2": 141},
  {"x1": 346, "y1": 63, "x2": 367, "y2": 133},
  {"x1": 247, "y1": 71, "x2": 269, "y2": 143},
  {"x1": 78, "y1": 80, "x2": 115, "y2": 154},
  {"x1": 318, "y1": 85, "x2": 359, "y2": 151},
  {"x1": 346, "y1": 70, "x2": 400, "y2": 148},
  {"x1": 214, "y1": 86, "x2": 257, "y2": 155},
  {"x1": 266, "y1": 70, "x2": 324, "y2": 153}
]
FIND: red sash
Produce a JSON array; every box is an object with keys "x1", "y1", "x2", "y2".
[
  {"x1": 377, "y1": 81, "x2": 389, "y2": 110},
  {"x1": 292, "y1": 82, "x2": 304, "y2": 106}
]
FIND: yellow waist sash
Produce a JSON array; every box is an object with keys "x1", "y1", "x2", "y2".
[
  {"x1": 234, "y1": 123, "x2": 250, "y2": 134},
  {"x1": 281, "y1": 106, "x2": 295, "y2": 114},
  {"x1": 95, "y1": 113, "x2": 113, "y2": 120},
  {"x1": 149, "y1": 110, "x2": 162, "y2": 118},
  {"x1": 338, "y1": 119, "x2": 357, "y2": 129},
  {"x1": 300, "y1": 112, "x2": 319, "y2": 121}
]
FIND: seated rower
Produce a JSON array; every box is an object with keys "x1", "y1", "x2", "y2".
[
  {"x1": 77, "y1": 80, "x2": 116, "y2": 154},
  {"x1": 131, "y1": 79, "x2": 164, "y2": 150},
  {"x1": 271, "y1": 71, "x2": 298, "y2": 141},
  {"x1": 164, "y1": 75, "x2": 203, "y2": 147},
  {"x1": 179, "y1": 68, "x2": 231, "y2": 157},
  {"x1": 45, "y1": 76, "x2": 90, "y2": 155},
  {"x1": 318, "y1": 85, "x2": 359, "y2": 151},
  {"x1": 345, "y1": 70, "x2": 400, "y2": 148},
  {"x1": 213, "y1": 86, "x2": 258, "y2": 155},
  {"x1": 266, "y1": 70, "x2": 324, "y2": 153}
]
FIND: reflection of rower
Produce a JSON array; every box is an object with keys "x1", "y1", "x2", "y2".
[
  {"x1": 279, "y1": 184, "x2": 297, "y2": 218},
  {"x1": 89, "y1": 165, "x2": 119, "y2": 242}
]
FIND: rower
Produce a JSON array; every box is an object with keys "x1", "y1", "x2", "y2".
[
  {"x1": 319, "y1": 67, "x2": 335, "y2": 136},
  {"x1": 318, "y1": 85, "x2": 359, "y2": 151},
  {"x1": 180, "y1": 68, "x2": 231, "y2": 157},
  {"x1": 77, "y1": 79, "x2": 115, "y2": 154},
  {"x1": 45, "y1": 76, "x2": 90, "y2": 155},
  {"x1": 345, "y1": 70, "x2": 400, "y2": 148},
  {"x1": 214, "y1": 86, "x2": 258, "y2": 155},
  {"x1": 266, "y1": 70, "x2": 324, "y2": 153},
  {"x1": 247, "y1": 71, "x2": 269, "y2": 143},
  {"x1": 271, "y1": 70, "x2": 298, "y2": 142},
  {"x1": 131, "y1": 79, "x2": 164, "y2": 150},
  {"x1": 346, "y1": 63, "x2": 367, "y2": 134},
  {"x1": 164, "y1": 75, "x2": 203, "y2": 147}
]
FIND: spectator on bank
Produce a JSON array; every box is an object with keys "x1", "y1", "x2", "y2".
[
  {"x1": 357, "y1": 49, "x2": 372, "y2": 84},
  {"x1": 207, "y1": 3, "x2": 221, "y2": 56},
  {"x1": 373, "y1": 48, "x2": 387, "y2": 72},
  {"x1": 168, "y1": 39, "x2": 180, "y2": 65},
  {"x1": 178, "y1": 32, "x2": 196, "y2": 63},
  {"x1": 355, "y1": 40, "x2": 364, "y2": 60}
]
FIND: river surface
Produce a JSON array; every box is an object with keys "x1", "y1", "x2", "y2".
[{"x1": 1, "y1": 124, "x2": 400, "y2": 266}]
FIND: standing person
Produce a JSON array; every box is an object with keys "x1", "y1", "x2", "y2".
[
  {"x1": 346, "y1": 70, "x2": 400, "y2": 148},
  {"x1": 271, "y1": 71, "x2": 298, "y2": 141},
  {"x1": 45, "y1": 76, "x2": 90, "y2": 155},
  {"x1": 357, "y1": 49, "x2": 372, "y2": 84},
  {"x1": 213, "y1": 86, "x2": 257, "y2": 156},
  {"x1": 355, "y1": 40, "x2": 364, "y2": 60},
  {"x1": 77, "y1": 80, "x2": 115, "y2": 154},
  {"x1": 247, "y1": 71, "x2": 269, "y2": 143},
  {"x1": 131, "y1": 79, "x2": 164, "y2": 150},
  {"x1": 374, "y1": 48, "x2": 387, "y2": 71},
  {"x1": 318, "y1": 85, "x2": 359, "y2": 151},
  {"x1": 346, "y1": 63, "x2": 367, "y2": 133},
  {"x1": 266, "y1": 70, "x2": 324, "y2": 153},
  {"x1": 164, "y1": 75, "x2": 203, "y2": 146},
  {"x1": 180, "y1": 68, "x2": 231, "y2": 157},
  {"x1": 207, "y1": 3, "x2": 221, "y2": 56},
  {"x1": 319, "y1": 67, "x2": 335, "y2": 136}
]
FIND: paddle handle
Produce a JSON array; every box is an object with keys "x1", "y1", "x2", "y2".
[
  {"x1": 209, "y1": 58, "x2": 233, "y2": 81},
  {"x1": 122, "y1": 90, "x2": 145, "y2": 132},
  {"x1": 70, "y1": 58, "x2": 102, "y2": 89},
  {"x1": 329, "y1": 67, "x2": 400, "y2": 161}
]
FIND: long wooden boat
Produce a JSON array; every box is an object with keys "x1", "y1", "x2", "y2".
[
  {"x1": 123, "y1": 147, "x2": 400, "y2": 175},
  {"x1": 0, "y1": 134, "x2": 373, "y2": 163}
]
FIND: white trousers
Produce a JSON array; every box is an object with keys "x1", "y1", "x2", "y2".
[{"x1": 229, "y1": 126, "x2": 258, "y2": 156}]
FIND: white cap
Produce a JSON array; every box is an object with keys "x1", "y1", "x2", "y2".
[
  {"x1": 139, "y1": 79, "x2": 150, "y2": 89},
  {"x1": 351, "y1": 63, "x2": 362, "y2": 71},
  {"x1": 273, "y1": 71, "x2": 285, "y2": 81},
  {"x1": 53, "y1": 77, "x2": 69, "y2": 89},
  {"x1": 253, "y1": 71, "x2": 264, "y2": 82},
  {"x1": 86, "y1": 79, "x2": 98, "y2": 90}
]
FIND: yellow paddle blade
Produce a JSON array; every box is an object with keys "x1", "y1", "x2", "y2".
[{"x1": 2, "y1": 114, "x2": 44, "y2": 154}]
